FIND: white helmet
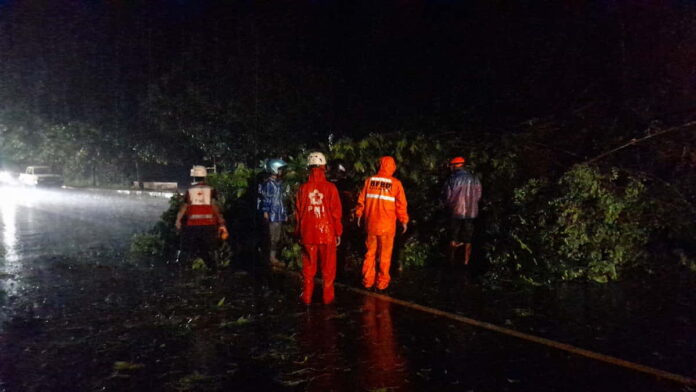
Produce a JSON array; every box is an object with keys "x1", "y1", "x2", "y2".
[
  {"x1": 307, "y1": 152, "x2": 327, "y2": 166},
  {"x1": 190, "y1": 165, "x2": 207, "y2": 177}
]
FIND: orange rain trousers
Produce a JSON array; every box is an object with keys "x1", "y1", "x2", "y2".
[
  {"x1": 301, "y1": 243, "x2": 336, "y2": 304},
  {"x1": 362, "y1": 234, "x2": 395, "y2": 290}
]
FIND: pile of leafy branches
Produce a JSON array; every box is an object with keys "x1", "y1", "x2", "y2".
[{"x1": 130, "y1": 193, "x2": 184, "y2": 260}]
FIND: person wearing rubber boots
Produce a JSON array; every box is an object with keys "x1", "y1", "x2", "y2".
[
  {"x1": 355, "y1": 156, "x2": 408, "y2": 292},
  {"x1": 258, "y1": 158, "x2": 289, "y2": 269},
  {"x1": 442, "y1": 156, "x2": 481, "y2": 267},
  {"x1": 175, "y1": 165, "x2": 229, "y2": 269},
  {"x1": 295, "y1": 152, "x2": 343, "y2": 305}
]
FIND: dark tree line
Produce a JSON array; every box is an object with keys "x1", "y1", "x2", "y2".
[{"x1": 0, "y1": 0, "x2": 695, "y2": 183}]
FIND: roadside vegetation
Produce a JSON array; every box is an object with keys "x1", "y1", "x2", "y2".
[{"x1": 130, "y1": 126, "x2": 696, "y2": 286}]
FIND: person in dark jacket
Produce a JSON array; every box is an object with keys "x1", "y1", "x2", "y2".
[
  {"x1": 327, "y1": 159, "x2": 356, "y2": 278},
  {"x1": 442, "y1": 157, "x2": 482, "y2": 266},
  {"x1": 258, "y1": 158, "x2": 289, "y2": 268}
]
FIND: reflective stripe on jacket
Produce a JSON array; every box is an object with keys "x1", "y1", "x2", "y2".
[
  {"x1": 185, "y1": 183, "x2": 218, "y2": 226},
  {"x1": 295, "y1": 167, "x2": 343, "y2": 244},
  {"x1": 355, "y1": 156, "x2": 408, "y2": 235},
  {"x1": 442, "y1": 169, "x2": 482, "y2": 219}
]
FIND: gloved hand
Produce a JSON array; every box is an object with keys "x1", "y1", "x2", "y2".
[{"x1": 218, "y1": 225, "x2": 229, "y2": 240}]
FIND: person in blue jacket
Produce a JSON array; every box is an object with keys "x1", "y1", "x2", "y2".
[
  {"x1": 442, "y1": 156, "x2": 482, "y2": 267},
  {"x1": 258, "y1": 158, "x2": 289, "y2": 267}
]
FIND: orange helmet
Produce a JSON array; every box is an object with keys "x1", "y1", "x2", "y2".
[{"x1": 449, "y1": 156, "x2": 466, "y2": 166}]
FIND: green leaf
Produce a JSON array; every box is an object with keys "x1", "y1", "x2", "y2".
[{"x1": 113, "y1": 361, "x2": 145, "y2": 371}]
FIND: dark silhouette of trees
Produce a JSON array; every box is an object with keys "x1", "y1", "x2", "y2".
[{"x1": 0, "y1": 0, "x2": 694, "y2": 184}]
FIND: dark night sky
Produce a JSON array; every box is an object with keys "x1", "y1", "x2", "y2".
[{"x1": 1, "y1": 0, "x2": 695, "y2": 143}]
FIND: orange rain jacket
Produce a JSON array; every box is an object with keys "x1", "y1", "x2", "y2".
[{"x1": 355, "y1": 156, "x2": 409, "y2": 235}]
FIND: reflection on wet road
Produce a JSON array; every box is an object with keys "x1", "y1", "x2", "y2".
[
  {"x1": 289, "y1": 286, "x2": 689, "y2": 391},
  {"x1": 0, "y1": 186, "x2": 168, "y2": 297},
  {"x1": 358, "y1": 296, "x2": 407, "y2": 390},
  {"x1": 0, "y1": 190, "x2": 19, "y2": 295},
  {"x1": 297, "y1": 296, "x2": 409, "y2": 391}
]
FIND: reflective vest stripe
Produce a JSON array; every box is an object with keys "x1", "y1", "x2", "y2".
[
  {"x1": 366, "y1": 194, "x2": 395, "y2": 202},
  {"x1": 189, "y1": 214, "x2": 214, "y2": 220},
  {"x1": 370, "y1": 177, "x2": 392, "y2": 183}
]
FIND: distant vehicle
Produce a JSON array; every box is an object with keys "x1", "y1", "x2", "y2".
[{"x1": 19, "y1": 166, "x2": 64, "y2": 187}]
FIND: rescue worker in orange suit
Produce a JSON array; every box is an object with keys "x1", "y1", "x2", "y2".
[
  {"x1": 175, "y1": 165, "x2": 228, "y2": 268},
  {"x1": 355, "y1": 156, "x2": 408, "y2": 291},
  {"x1": 295, "y1": 152, "x2": 343, "y2": 305},
  {"x1": 442, "y1": 156, "x2": 481, "y2": 267}
]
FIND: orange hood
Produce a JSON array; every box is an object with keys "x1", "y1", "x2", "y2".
[{"x1": 377, "y1": 156, "x2": 396, "y2": 177}]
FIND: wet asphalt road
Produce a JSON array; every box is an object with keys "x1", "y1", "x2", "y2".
[
  {"x1": 0, "y1": 186, "x2": 168, "y2": 296},
  {"x1": 0, "y1": 186, "x2": 692, "y2": 391}
]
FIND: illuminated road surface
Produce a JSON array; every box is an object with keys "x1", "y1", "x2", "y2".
[{"x1": 0, "y1": 186, "x2": 169, "y2": 297}]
